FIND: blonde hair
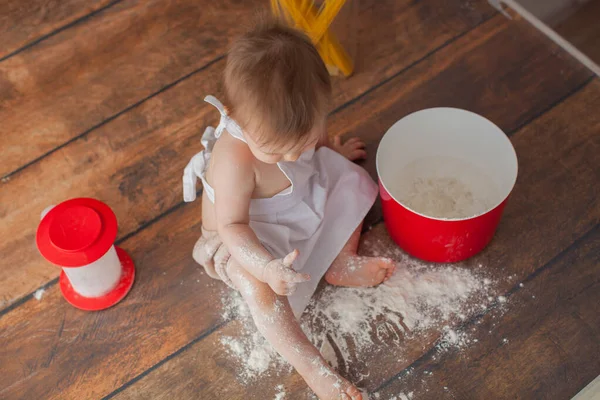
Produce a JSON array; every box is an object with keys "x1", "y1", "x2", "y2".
[{"x1": 224, "y1": 17, "x2": 332, "y2": 150}]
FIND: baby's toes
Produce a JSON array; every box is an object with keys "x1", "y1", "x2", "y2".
[
  {"x1": 385, "y1": 268, "x2": 395, "y2": 280},
  {"x1": 343, "y1": 384, "x2": 363, "y2": 400},
  {"x1": 384, "y1": 262, "x2": 396, "y2": 280},
  {"x1": 378, "y1": 257, "x2": 396, "y2": 270},
  {"x1": 374, "y1": 268, "x2": 387, "y2": 285},
  {"x1": 381, "y1": 256, "x2": 395, "y2": 266}
]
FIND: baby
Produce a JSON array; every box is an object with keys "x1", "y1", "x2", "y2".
[{"x1": 183, "y1": 18, "x2": 395, "y2": 400}]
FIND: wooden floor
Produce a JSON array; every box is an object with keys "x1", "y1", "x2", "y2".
[
  {"x1": 1, "y1": 0, "x2": 599, "y2": 399},
  {"x1": 553, "y1": 0, "x2": 600, "y2": 67}
]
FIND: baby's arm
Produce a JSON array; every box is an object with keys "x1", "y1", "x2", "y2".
[{"x1": 212, "y1": 141, "x2": 310, "y2": 295}]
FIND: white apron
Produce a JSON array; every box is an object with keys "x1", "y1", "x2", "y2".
[{"x1": 183, "y1": 96, "x2": 378, "y2": 317}]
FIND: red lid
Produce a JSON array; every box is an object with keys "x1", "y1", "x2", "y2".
[{"x1": 36, "y1": 198, "x2": 118, "y2": 267}]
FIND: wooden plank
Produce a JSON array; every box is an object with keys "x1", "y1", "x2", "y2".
[
  {"x1": 1, "y1": 4, "x2": 596, "y2": 399},
  {"x1": 108, "y1": 80, "x2": 600, "y2": 400},
  {"x1": 376, "y1": 225, "x2": 600, "y2": 400},
  {"x1": 0, "y1": 203, "x2": 230, "y2": 400},
  {"x1": 553, "y1": 0, "x2": 600, "y2": 68},
  {"x1": 499, "y1": 0, "x2": 600, "y2": 78},
  {"x1": 347, "y1": 8, "x2": 596, "y2": 226},
  {"x1": 0, "y1": 0, "x2": 258, "y2": 179},
  {"x1": 341, "y1": 79, "x2": 600, "y2": 391},
  {"x1": 0, "y1": 0, "x2": 496, "y2": 310},
  {"x1": 0, "y1": 0, "x2": 116, "y2": 61},
  {"x1": 0, "y1": 0, "x2": 495, "y2": 180},
  {"x1": 92, "y1": 20, "x2": 599, "y2": 400},
  {"x1": 110, "y1": 319, "x2": 307, "y2": 400},
  {"x1": 357, "y1": 77, "x2": 600, "y2": 386}
]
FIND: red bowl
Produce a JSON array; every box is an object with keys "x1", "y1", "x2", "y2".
[{"x1": 376, "y1": 108, "x2": 518, "y2": 262}]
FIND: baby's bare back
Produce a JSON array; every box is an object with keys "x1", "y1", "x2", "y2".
[{"x1": 201, "y1": 131, "x2": 291, "y2": 231}]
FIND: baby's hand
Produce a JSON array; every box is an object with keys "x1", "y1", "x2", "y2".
[
  {"x1": 263, "y1": 250, "x2": 310, "y2": 296},
  {"x1": 332, "y1": 136, "x2": 367, "y2": 161}
]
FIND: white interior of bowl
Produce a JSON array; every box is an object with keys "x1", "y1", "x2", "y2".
[{"x1": 376, "y1": 108, "x2": 518, "y2": 220}]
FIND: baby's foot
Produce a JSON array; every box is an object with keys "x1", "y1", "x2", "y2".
[
  {"x1": 302, "y1": 358, "x2": 362, "y2": 400},
  {"x1": 325, "y1": 254, "x2": 396, "y2": 287}
]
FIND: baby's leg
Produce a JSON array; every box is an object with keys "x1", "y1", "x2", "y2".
[
  {"x1": 226, "y1": 259, "x2": 362, "y2": 400},
  {"x1": 325, "y1": 223, "x2": 396, "y2": 287}
]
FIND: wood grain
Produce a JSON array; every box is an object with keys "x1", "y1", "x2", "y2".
[
  {"x1": 349, "y1": 79, "x2": 600, "y2": 391},
  {"x1": 0, "y1": 0, "x2": 495, "y2": 311},
  {"x1": 0, "y1": 0, "x2": 258, "y2": 179},
  {"x1": 340, "y1": 9, "x2": 594, "y2": 227},
  {"x1": 0, "y1": 203, "x2": 230, "y2": 400},
  {"x1": 0, "y1": 0, "x2": 116, "y2": 60},
  {"x1": 1, "y1": 1, "x2": 597, "y2": 399},
  {"x1": 376, "y1": 225, "x2": 600, "y2": 400},
  {"x1": 111, "y1": 320, "x2": 308, "y2": 400},
  {"x1": 90, "y1": 19, "x2": 600, "y2": 400},
  {"x1": 361, "y1": 79, "x2": 600, "y2": 392},
  {"x1": 553, "y1": 0, "x2": 600, "y2": 67}
]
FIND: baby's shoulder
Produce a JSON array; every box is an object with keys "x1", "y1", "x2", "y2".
[{"x1": 211, "y1": 130, "x2": 255, "y2": 170}]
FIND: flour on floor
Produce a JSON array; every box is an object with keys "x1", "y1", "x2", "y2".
[
  {"x1": 220, "y1": 293, "x2": 291, "y2": 383},
  {"x1": 33, "y1": 288, "x2": 45, "y2": 301},
  {"x1": 274, "y1": 384, "x2": 286, "y2": 399},
  {"x1": 389, "y1": 393, "x2": 414, "y2": 400},
  {"x1": 218, "y1": 242, "x2": 499, "y2": 385}
]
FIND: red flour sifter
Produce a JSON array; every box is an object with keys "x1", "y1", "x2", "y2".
[{"x1": 36, "y1": 198, "x2": 135, "y2": 310}]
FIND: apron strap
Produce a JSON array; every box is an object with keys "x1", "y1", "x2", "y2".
[
  {"x1": 204, "y1": 95, "x2": 228, "y2": 116},
  {"x1": 183, "y1": 154, "x2": 201, "y2": 202},
  {"x1": 205, "y1": 95, "x2": 248, "y2": 143}
]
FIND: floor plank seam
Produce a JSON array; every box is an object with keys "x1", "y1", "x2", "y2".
[
  {"x1": 506, "y1": 75, "x2": 595, "y2": 138},
  {"x1": 0, "y1": 277, "x2": 59, "y2": 320},
  {"x1": 3, "y1": 6, "x2": 596, "y2": 393},
  {"x1": 0, "y1": 189, "x2": 199, "y2": 318},
  {"x1": 2, "y1": 64, "x2": 594, "y2": 322},
  {"x1": 100, "y1": 319, "x2": 232, "y2": 400},
  {"x1": 374, "y1": 221, "x2": 600, "y2": 392},
  {"x1": 4, "y1": 9, "x2": 496, "y2": 181},
  {"x1": 330, "y1": 11, "x2": 499, "y2": 116},
  {"x1": 0, "y1": 8, "x2": 507, "y2": 314},
  {"x1": 0, "y1": 0, "x2": 125, "y2": 64},
  {"x1": 1, "y1": 55, "x2": 225, "y2": 181}
]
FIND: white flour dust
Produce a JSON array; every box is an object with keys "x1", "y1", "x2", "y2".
[
  {"x1": 389, "y1": 393, "x2": 414, "y2": 400},
  {"x1": 390, "y1": 156, "x2": 499, "y2": 219},
  {"x1": 33, "y1": 288, "x2": 45, "y2": 301},
  {"x1": 220, "y1": 293, "x2": 292, "y2": 383},
  {"x1": 273, "y1": 384, "x2": 286, "y2": 399},
  {"x1": 306, "y1": 263, "x2": 486, "y2": 342},
  {"x1": 218, "y1": 239, "x2": 499, "y2": 386}
]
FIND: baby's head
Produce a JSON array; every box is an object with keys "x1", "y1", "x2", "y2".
[{"x1": 224, "y1": 17, "x2": 332, "y2": 163}]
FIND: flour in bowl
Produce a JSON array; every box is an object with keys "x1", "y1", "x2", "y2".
[{"x1": 390, "y1": 156, "x2": 500, "y2": 219}]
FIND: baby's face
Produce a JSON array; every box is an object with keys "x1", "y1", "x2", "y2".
[{"x1": 244, "y1": 120, "x2": 325, "y2": 164}]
